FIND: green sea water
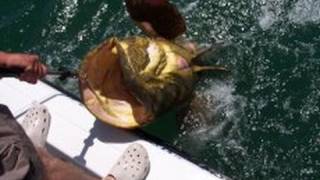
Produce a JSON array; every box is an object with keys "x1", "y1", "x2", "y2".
[{"x1": 1, "y1": 0, "x2": 320, "y2": 179}]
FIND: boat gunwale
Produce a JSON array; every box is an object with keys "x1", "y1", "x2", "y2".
[{"x1": 42, "y1": 79, "x2": 228, "y2": 179}]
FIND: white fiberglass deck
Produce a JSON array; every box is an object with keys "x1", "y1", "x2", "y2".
[{"x1": 0, "y1": 78, "x2": 225, "y2": 180}]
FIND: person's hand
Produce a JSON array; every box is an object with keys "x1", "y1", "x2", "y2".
[
  {"x1": 4, "y1": 53, "x2": 48, "y2": 84},
  {"x1": 135, "y1": 21, "x2": 159, "y2": 38}
]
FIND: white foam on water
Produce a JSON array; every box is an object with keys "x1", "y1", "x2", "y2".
[
  {"x1": 74, "y1": 2, "x2": 110, "y2": 43},
  {"x1": 180, "y1": 79, "x2": 246, "y2": 146},
  {"x1": 52, "y1": 0, "x2": 79, "y2": 33},
  {"x1": 288, "y1": 0, "x2": 320, "y2": 24},
  {"x1": 258, "y1": 0, "x2": 285, "y2": 30},
  {"x1": 181, "y1": 0, "x2": 199, "y2": 14},
  {"x1": 258, "y1": 5, "x2": 277, "y2": 30}
]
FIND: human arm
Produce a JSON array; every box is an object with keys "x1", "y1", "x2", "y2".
[
  {"x1": 134, "y1": 21, "x2": 159, "y2": 38},
  {"x1": 0, "y1": 51, "x2": 47, "y2": 84}
]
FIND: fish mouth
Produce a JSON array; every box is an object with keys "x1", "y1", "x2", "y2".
[{"x1": 79, "y1": 38, "x2": 152, "y2": 129}]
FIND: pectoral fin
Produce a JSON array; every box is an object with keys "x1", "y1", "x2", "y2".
[
  {"x1": 192, "y1": 42, "x2": 227, "y2": 62},
  {"x1": 192, "y1": 65, "x2": 230, "y2": 73}
]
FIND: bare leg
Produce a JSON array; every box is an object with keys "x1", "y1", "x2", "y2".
[
  {"x1": 103, "y1": 175, "x2": 116, "y2": 180},
  {"x1": 37, "y1": 147, "x2": 147, "y2": 180},
  {"x1": 37, "y1": 148, "x2": 100, "y2": 180},
  {"x1": 20, "y1": 104, "x2": 149, "y2": 180},
  {"x1": 0, "y1": 105, "x2": 45, "y2": 180}
]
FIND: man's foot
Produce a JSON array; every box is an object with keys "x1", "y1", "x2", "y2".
[
  {"x1": 21, "y1": 102, "x2": 51, "y2": 147},
  {"x1": 104, "y1": 143, "x2": 150, "y2": 180}
]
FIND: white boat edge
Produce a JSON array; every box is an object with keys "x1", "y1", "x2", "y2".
[{"x1": 0, "y1": 78, "x2": 228, "y2": 180}]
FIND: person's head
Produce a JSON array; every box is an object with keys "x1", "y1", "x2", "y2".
[{"x1": 125, "y1": 0, "x2": 186, "y2": 39}]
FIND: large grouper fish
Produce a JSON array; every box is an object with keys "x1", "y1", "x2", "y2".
[{"x1": 79, "y1": 36, "x2": 227, "y2": 129}]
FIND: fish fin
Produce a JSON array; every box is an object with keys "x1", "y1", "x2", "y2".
[
  {"x1": 192, "y1": 42, "x2": 227, "y2": 61},
  {"x1": 192, "y1": 65, "x2": 230, "y2": 73}
]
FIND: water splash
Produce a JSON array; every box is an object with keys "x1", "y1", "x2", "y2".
[
  {"x1": 176, "y1": 79, "x2": 246, "y2": 151},
  {"x1": 76, "y1": 3, "x2": 110, "y2": 42},
  {"x1": 181, "y1": 0, "x2": 199, "y2": 14},
  {"x1": 258, "y1": 0, "x2": 287, "y2": 30},
  {"x1": 2, "y1": 0, "x2": 320, "y2": 179},
  {"x1": 289, "y1": 0, "x2": 320, "y2": 24},
  {"x1": 258, "y1": 5, "x2": 277, "y2": 30},
  {"x1": 52, "y1": 0, "x2": 79, "y2": 33}
]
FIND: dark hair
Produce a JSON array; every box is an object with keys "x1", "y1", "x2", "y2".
[{"x1": 125, "y1": 0, "x2": 186, "y2": 39}]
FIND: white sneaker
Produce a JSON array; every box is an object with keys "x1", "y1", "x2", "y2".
[
  {"x1": 21, "y1": 102, "x2": 51, "y2": 148},
  {"x1": 106, "y1": 143, "x2": 150, "y2": 180}
]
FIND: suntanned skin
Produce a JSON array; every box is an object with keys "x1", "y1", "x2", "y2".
[
  {"x1": 37, "y1": 148, "x2": 117, "y2": 180},
  {"x1": 0, "y1": 51, "x2": 47, "y2": 84},
  {"x1": 0, "y1": 51, "x2": 118, "y2": 180},
  {"x1": 135, "y1": 21, "x2": 159, "y2": 38}
]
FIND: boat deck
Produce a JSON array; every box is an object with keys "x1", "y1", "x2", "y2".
[{"x1": 0, "y1": 78, "x2": 225, "y2": 180}]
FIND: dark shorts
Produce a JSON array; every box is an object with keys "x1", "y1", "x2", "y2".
[{"x1": 0, "y1": 105, "x2": 44, "y2": 180}]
